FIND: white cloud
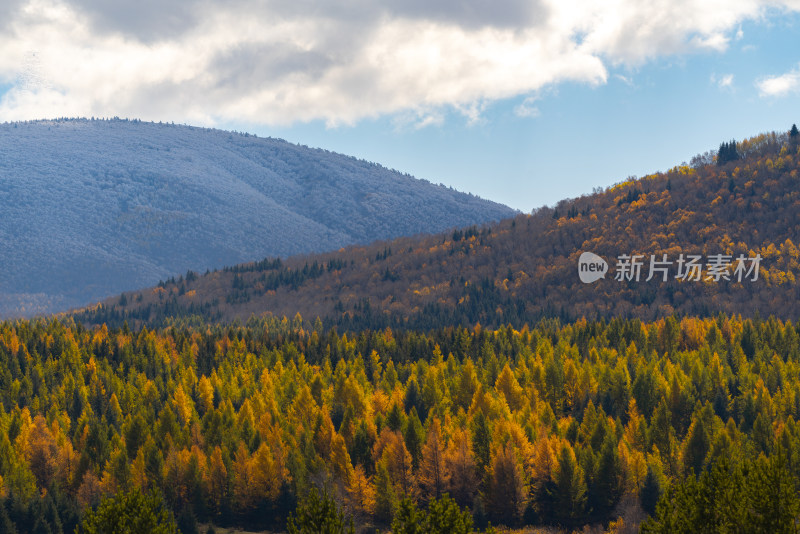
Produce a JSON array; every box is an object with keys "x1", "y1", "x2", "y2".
[
  {"x1": 514, "y1": 96, "x2": 541, "y2": 118},
  {"x1": 720, "y1": 74, "x2": 734, "y2": 88},
  {"x1": 757, "y1": 64, "x2": 800, "y2": 97},
  {"x1": 614, "y1": 74, "x2": 634, "y2": 86},
  {"x1": 455, "y1": 100, "x2": 489, "y2": 125},
  {"x1": 711, "y1": 73, "x2": 734, "y2": 89},
  {"x1": 0, "y1": 0, "x2": 797, "y2": 126},
  {"x1": 392, "y1": 108, "x2": 445, "y2": 130}
]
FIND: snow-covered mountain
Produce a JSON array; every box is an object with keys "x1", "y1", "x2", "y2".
[{"x1": 0, "y1": 118, "x2": 515, "y2": 317}]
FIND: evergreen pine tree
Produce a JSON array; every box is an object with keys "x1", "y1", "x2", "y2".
[
  {"x1": 404, "y1": 409, "x2": 424, "y2": 469},
  {"x1": 286, "y1": 487, "x2": 354, "y2": 534},
  {"x1": 717, "y1": 140, "x2": 740, "y2": 165},
  {"x1": 176, "y1": 507, "x2": 199, "y2": 534},
  {"x1": 640, "y1": 465, "x2": 664, "y2": 516},
  {"x1": 588, "y1": 434, "x2": 623, "y2": 519},
  {"x1": 0, "y1": 504, "x2": 17, "y2": 534},
  {"x1": 80, "y1": 488, "x2": 177, "y2": 534},
  {"x1": 32, "y1": 516, "x2": 52, "y2": 534},
  {"x1": 373, "y1": 461, "x2": 397, "y2": 524},
  {"x1": 471, "y1": 412, "x2": 492, "y2": 479},
  {"x1": 550, "y1": 445, "x2": 587, "y2": 528},
  {"x1": 390, "y1": 497, "x2": 423, "y2": 534},
  {"x1": 747, "y1": 448, "x2": 800, "y2": 532}
]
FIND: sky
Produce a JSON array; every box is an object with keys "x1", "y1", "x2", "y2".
[{"x1": 1, "y1": 1, "x2": 799, "y2": 212}]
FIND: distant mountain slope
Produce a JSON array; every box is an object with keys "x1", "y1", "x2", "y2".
[
  {"x1": 0, "y1": 118, "x2": 515, "y2": 316},
  {"x1": 75, "y1": 129, "x2": 800, "y2": 329}
]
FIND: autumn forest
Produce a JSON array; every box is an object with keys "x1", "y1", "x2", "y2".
[
  {"x1": 77, "y1": 130, "x2": 800, "y2": 332},
  {"x1": 2, "y1": 313, "x2": 800, "y2": 532},
  {"x1": 4, "y1": 129, "x2": 800, "y2": 533}
]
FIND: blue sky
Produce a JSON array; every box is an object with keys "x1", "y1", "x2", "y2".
[{"x1": 0, "y1": 1, "x2": 799, "y2": 211}]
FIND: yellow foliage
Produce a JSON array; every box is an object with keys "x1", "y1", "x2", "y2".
[
  {"x1": 346, "y1": 464, "x2": 376, "y2": 516},
  {"x1": 495, "y1": 364, "x2": 525, "y2": 411},
  {"x1": 197, "y1": 375, "x2": 214, "y2": 414},
  {"x1": 173, "y1": 385, "x2": 194, "y2": 425}
]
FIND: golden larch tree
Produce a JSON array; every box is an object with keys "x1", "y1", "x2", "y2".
[{"x1": 417, "y1": 418, "x2": 449, "y2": 503}]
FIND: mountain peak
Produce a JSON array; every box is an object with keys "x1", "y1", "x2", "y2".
[{"x1": 0, "y1": 118, "x2": 515, "y2": 316}]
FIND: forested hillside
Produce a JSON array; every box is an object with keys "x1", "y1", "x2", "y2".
[
  {"x1": 2, "y1": 315, "x2": 800, "y2": 532},
  {"x1": 6, "y1": 128, "x2": 800, "y2": 533},
  {"x1": 79, "y1": 128, "x2": 800, "y2": 330},
  {"x1": 0, "y1": 118, "x2": 514, "y2": 318}
]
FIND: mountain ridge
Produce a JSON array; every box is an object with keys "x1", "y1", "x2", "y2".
[
  {"x1": 0, "y1": 118, "x2": 515, "y2": 317},
  {"x1": 73, "y1": 128, "x2": 800, "y2": 329}
]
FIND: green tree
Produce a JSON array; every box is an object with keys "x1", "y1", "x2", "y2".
[
  {"x1": 0, "y1": 504, "x2": 16, "y2": 534},
  {"x1": 717, "y1": 139, "x2": 739, "y2": 165},
  {"x1": 391, "y1": 495, "x2": 472, "y2": 534},
  {"x1": 683, "y1": 402, "x2": 715, "y2": 476},
  {"x1": 286, "y1": 487, "x2": 354, "y2": 534},
  {"x1": 79, "y1": 488, "x2": 177, "y2": 534},
  {"x1": 424, "y1": 494, "x2": 473, "y2": 534},
  {"x1": 588, "y1": 434, "x2": 623, "y2": 519},
  {"x1": 373, "y1": 461, "x2": 398, "y2": 524},
  {"x1": 747, "y1": 448, "x2": 800, "y2": 533},
  {"x1": 404, "y1": 409, "x2": 425, "y2": 469},
  {"x1": 549, "y1": 444, "x2": 587, "y2": 528},
  {"x1": 640, "y1": 464, "x2": 664, "y2": 516},
  {"x1": 641, "y1": 452, "x2": 800, "y2": 533},
  {"x1": 471, "y1": 412, "x2": 492, "y2": 479},
  {"x1": 392, "y1": 497, "x2": 423, "y2": 534}
]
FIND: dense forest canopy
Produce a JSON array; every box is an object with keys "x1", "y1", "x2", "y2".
[
  {"x1": 76, "y1": 129, "x2": 800, "y2": 331},
  {"x1": 3, "y1": 314, "x2": 800, "y2": 531},
  {"x1": 7, "y1": 127, "x2": 800, "y2": 531}
]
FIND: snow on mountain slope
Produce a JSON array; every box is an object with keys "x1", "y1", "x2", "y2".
[{"x1": 0, "y1": 118, "x2": 515, "y2": 316}]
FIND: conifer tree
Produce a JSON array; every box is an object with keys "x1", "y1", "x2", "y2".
[
  {"x1": 287, "y1": 487, "x2": 354, "y2": 534},
  {"x1": 79, "y1": 488, "x2": 177, "y2": 534},
  {"x1": 418, "y1": 419, "x2": 449, "y2": 503}
]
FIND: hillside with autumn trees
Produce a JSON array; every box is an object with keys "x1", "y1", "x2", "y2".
[
  {"x1": 75, "y1": 128, "x2": 800, "y2": 331},
  {"x1": 2, "y1": 129, "x2": 800, "y2": 533}
]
